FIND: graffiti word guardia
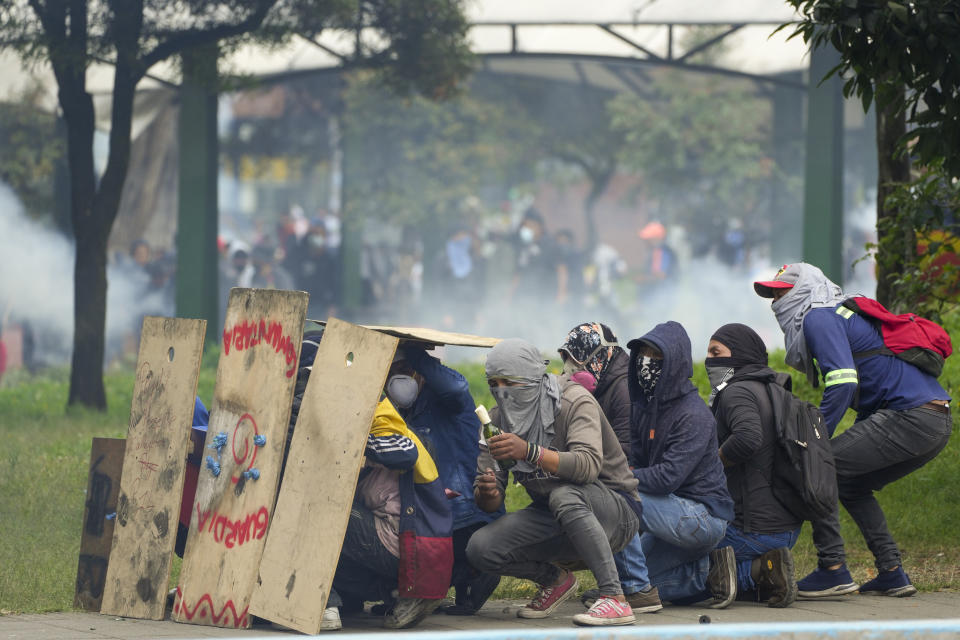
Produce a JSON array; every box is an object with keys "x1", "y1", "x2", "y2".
[
  {"x1": 196, "y1": 504, "x2": 269, "y2": 549},
  {"x1": 222, "y1": 319, "x2": 297, "y2": 377}
]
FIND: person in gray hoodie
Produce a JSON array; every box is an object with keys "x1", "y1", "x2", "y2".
[
  {"x1": 626, "y1": 321, "x2": 737, "y2": 608},
  {"x1": 466, "y1": 338, "x2": 642, "y2": 626}
]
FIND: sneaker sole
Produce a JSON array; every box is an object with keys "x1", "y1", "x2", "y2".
[
  {"x1": 572, "y1": 613, "x2": 636, "y2": 626},
  {"x1": 798, "y1": 582, "x2": 860, "y2": 598},
  {"x1": 709, "y1": 547, "x2": 737, "y2": 609},
  {"x1": 383, "y1": 600, "x2": 441, "y2": 629},
  {"x1": 862, "y1": 584, "x2": 918, "y2": 598},
  {"x1": 582, "y1": 598, "x2": 663, "y2": 613},
  {"x1": 518, "y1": 577, "x2": 580, "y2": 619}
]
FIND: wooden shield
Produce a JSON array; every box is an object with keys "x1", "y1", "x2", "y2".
[
  {"x1": 173, "y1": 288, "x2": 307, "y2": 628},
  {"x1": 100, "y1": 317, "x2": 206, "y2": 619},
  {"x1": 75, "y1": 437, "x2": 125, "y2": 611},
  {"x1": 249, "y1": 318, "x2": 398, "y2": 633}
]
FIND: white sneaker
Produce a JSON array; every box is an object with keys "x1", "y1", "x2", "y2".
[{"x1": 320, "y1": 606, "x2": 342, "y2": 631}]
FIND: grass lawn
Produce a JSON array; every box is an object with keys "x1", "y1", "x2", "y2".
[{"x1": 1, "y1": 343, "x2": 958, "y2": 613}]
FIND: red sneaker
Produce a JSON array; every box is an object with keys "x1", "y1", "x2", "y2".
[
  {"x1": 572, "y1": 596, "x2": 636, "y2": 626},
  {"x1": 517, "y1": 571, "x2": 579, "y2": 619}
]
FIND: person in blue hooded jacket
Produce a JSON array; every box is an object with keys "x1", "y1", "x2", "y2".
[
  {"x1": 626, "y1": 321, "x2": 738, "y2": 608},
  {"x1": 384, "y1": 344, "x2": 504, "y2": 614}
]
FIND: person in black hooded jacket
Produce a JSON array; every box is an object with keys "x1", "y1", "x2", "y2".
[
  {"x1": 626, "y1": 321, "x2": 737, "y2": 608},
  {"x1": 706, "y1": 323, "x2": 802, "y2": 608}
]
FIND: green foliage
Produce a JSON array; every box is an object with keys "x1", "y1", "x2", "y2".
[
  {"x1": 0, "y1": 80, "x2": 64, "y2": 221},
  {"x1": 609, "y1": 71, "x2": 774, "y2": 231},
  {"x1": 782, "y1": 0, "x2": 960, "y2": 180},
  {"x1": 342, "y1": 72, "x2": 534, "y2": 226},
  {"x1": 865, "y1": 164, "x2": 960, "y2": 317}
]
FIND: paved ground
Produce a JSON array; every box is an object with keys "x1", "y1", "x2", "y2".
[{"x1": 2, "y1": 593, "x2": 960, "y2": 639}]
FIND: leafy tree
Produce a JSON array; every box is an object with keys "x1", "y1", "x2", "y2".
[
  {"x1": 342, "y1": 73, "x2": 529, "y2": 226},
  {"x1": 782, "y1": 0, "x2": 960, "y2": 309},
  {"x1": 0, "y1": 79, "x2": 64, "y2": 221},
  {"x1": 609, "y1": 70, "x2": 773, "y2": 243},
  {"x1": 0, "y1": 0, "x2": 471, "y2": 409}
]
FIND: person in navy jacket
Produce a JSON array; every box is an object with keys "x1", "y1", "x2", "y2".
[
  {"x1": 626, "y1": 321, "x2": 737, "y2": 608},
  {"x1": 385, "y1": 345, "x2": 503, "y2": 614},
  {"x1": 756, "y1": 262, "x2": 952, "y2": 598}
]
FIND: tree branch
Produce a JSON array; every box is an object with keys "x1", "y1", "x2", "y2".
[{"x1": 137, "y1": 0, "x2": 276, "y2": 77}]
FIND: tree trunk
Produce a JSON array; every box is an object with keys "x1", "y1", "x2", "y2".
[
  {"x1": 875, "y1": 83, "x2": 913, "y2": 311},
  {"x1": 63, "y1": 88, "x2": 106, "y2": 409},
  {"x1": 583, "y1": 165, "x2": 614, "y2": 251},
  {"x1": 69, "y1": 214, "x2": 109, "y2": 409}
]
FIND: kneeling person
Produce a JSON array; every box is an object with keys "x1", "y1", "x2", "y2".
[
  {"x1": 466, "y1": 339, "x2": 642, "y2": 627},
  {"x1": 706, "y1": 323, "x2": 802, "y2": 607},
  {"x1": 327, "y1": 397, "x2": 453, "y2": 630}
]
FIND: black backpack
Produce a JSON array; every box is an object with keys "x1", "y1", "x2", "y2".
[{"x1": 762, "y1": 383, "x2": 838, "y2": 522}]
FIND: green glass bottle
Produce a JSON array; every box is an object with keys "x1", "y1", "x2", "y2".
[{"x1": 475, "y1": 405, "x2": 515, "y2": 471}]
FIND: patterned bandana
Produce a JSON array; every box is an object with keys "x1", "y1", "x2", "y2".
[
  {"x1": 558, "y1": 322, "x2": 617, "y2": 385},
  {"x1": 636, "y1": 354, "x2": 662, "y2": 401}
]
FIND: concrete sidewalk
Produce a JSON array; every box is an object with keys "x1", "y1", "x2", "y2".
[{"x1": 2, "y1": 593, "x2": 960, "y2": 639}]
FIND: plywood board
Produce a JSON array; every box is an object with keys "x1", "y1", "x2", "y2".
[
  {"x1": 249, "y1": 319, "x2": 398, "y2": 634},
  {"x1": 307, "y1": 320, "x2": 500, "y2": 348},
  {"x1": 75, "y1": 438, "x2": 125, "y2": 611},
  {"x1": 100, "y1": 317, "x2": 207, "y2": 620},
  {"x1": 174, "y1": 288, "x2": 308, "y2": 629}
]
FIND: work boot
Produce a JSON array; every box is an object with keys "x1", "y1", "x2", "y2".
[
  {"x1": 751, "y1": 547, "x2": 797, "y2": 608},
  {"x1": 706, "y1": 546, "x2": 737, "y2": 609}
]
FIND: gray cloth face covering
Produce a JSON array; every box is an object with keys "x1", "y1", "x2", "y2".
[
  {"x1": 485, "y1": 338, "x2": 562, "y2": 473},
  {"x1": 705, "y1": 366, "x2": 735, "y2": 407},
  {"x1": 771, "y1": 262, "x2": 846, "y2": 386}
]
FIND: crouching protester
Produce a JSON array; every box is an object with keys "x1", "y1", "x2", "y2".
[
  {"x1": 558, "y1": 322, "x2": 663, "y2": 615},
  {"x1": 324, "y1": 397, "x2": 453, "y2": 630},
  {"x1": 706, "y1": 323, "x2": 802, "y2": 607},
  {"x1": 755, "y1": 263, "x2": 952, "y2": 597},
  {"x1": 466, "y1": 339, "x2": 643, "y2": 627},
  {"x1": 626, "y1": 322, "x2": 737, "y2": 609},
  {"x1": 384, "y1": 345, "x2": 504, "y2": 615}
]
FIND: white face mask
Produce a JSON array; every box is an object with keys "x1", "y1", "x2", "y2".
[
  {"x1": 386, "y1": 374, "x2": 419, "y2": 409},
  {"x1": 519, "y1": 226, "x2": 535, "y2": 244}
]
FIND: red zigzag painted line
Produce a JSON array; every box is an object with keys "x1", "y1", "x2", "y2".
[{"x1": 173, "y1": 586, "x2": 249, "y2": 628}]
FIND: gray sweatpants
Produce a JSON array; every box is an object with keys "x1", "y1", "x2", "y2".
[{"x1": 466, "y1": 481, "x2": 638, "y2": 596}]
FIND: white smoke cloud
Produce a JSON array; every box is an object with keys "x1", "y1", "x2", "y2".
[{"x1": 0, "y1": 182, "x2": 174, "y2": 369}]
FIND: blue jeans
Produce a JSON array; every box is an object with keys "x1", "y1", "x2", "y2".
[
  {"x1": 721, "y1": 524, "x2": 801, "y2": 593},
  {"x1": 613, "y1": 533, "x2": 648, "y2": 593},
  {"x1": 632, "y1": 493, "x2": 728, "y2": 603}
]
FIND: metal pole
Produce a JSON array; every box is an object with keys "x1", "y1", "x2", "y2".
[
  {"x1": 176, "y1": 44, "x2": 220, "y2": 346},
  {"x1": 802, "y1": 46, "x2": 844, "y2": 285}
]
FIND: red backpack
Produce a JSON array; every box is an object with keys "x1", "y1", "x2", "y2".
[{"x1": 840, "y1": 297, "x2": 953, "y2": 377}]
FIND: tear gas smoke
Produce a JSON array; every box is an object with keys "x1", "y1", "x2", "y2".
[{"x1": 0, "y1": 182, "x2": 174, "y2": 369}]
